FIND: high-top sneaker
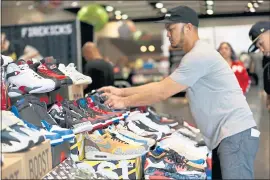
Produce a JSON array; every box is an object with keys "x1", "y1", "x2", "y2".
[
  {"x1": 6, "y1": 59, "x2": 56, "y2": 97},
  {"x1": 37, "y1": 57, "x2": 73, "y2": 85}
]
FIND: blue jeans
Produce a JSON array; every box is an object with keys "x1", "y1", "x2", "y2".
[{"x1": 212, "y1": 127, "x2": 260, "y2": 179}]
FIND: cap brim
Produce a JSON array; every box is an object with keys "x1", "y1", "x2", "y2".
[
  {"x1": 154, "y1": 19, "x2": 175, "y2": 23},
  {"x1": 248, "y1": 43, "x2": 258, "y2": 53}
]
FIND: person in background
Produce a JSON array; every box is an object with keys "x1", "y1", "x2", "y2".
[
  {"x1": 218, "y1": 42, "x2": 250, "y2": 94},
  {"x1": 248, "y1": 21, "x2": 270, "y2": 110},
  {"x1": 82, "y1": 42, "x2": 114, "y2": 94}
]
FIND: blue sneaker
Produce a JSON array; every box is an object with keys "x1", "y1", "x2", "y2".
[
  {"x1": 41, "y1": 120, "x2": 75, "y2": 141},
  {"x1": 22, "y1": 119, "x2": 64, "y2": 146}
]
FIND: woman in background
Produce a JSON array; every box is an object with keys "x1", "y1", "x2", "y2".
[{"x1": 218, "y1": 42, "x2": 251, "y2": 94}]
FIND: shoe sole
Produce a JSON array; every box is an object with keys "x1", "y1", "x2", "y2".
[
  {"x1": 8, "y1": 85, "x2": 56, "y2": 97},
  {"x1": 85, "y1": 151, "x2": 146, "y2": 161},
  {"x1": 73, "y1": 79, "x2": 91, "y2": 85},
  {"x1": 73, "y1": 125, "x2": 93, "y2": 134},
  {"x1": 60, "y1": 134, "x2": 75, "y2": 141},
  {"x1": 50, "y1": 138, "x2": 64, "y2": 146}
]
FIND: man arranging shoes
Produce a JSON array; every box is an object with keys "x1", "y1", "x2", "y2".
[
  {"x1": 248, "y1": 21, "x2": 270, "y2": 111},
  {"x1": 99, "y1": 6, "x2": 260, "y2": 179}
]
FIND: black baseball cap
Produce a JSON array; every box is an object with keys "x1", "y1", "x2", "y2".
[
  {"x1": 155, "y1": 6, "x2": 199, "y2": 27},
  {"x1": 248, "y1": 21, "x2": 270, "y2": 53}
]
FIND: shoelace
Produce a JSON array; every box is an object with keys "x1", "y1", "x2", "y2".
[{"x1": 110, "y1": 134, "x2": 128, "y2": 144}]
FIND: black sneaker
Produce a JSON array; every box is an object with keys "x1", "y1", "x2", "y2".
[{"x1": 48, "y1": 102, "x2": 93, "y2": 134}]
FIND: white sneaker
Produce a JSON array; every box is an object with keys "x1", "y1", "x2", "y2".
[
  {"x1": 1, "y1": 55, "x2": 13, "y2": 66},
  {"x1": 58, "y1": 63, "x2": 92, "y2": 85},
  {"x1": 6, "y1": 60, "x2": 56, "y2": 97}
]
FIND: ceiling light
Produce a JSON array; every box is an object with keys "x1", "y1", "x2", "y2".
[
  {"x1": 206, "y1": 0, "x2": 214, "y2": 6},
  {"x1": 257, "y1": 0, "x2": 264, "y2": 3},
  {"x1": 253, "y1": 2, "x2": 259, "y2": 8},
  {"x1": 206, "y1": 9, "x2": 214, "y2": 15},
  {"x1": 148, "y1": 45, "x2": 155, "y2": 52},
  {"x1": 117, "y1": 1, "x2": 122, "y2": 3},
  {"x1": 115, "y1": 10, "x2": 121, "y2": 15},
  {"x1": 247, "y1": 2, "x2": 253, "y2": 8},
  {"x1": 250, "y1": 7, "x2": 256, "y2": 12},
  {"x1": 16, "y1": 1, "x2": 21, "y2": 6},
  {"x1": 140, "y1": 46, "x2": 147, "y2": 52},
  {"x1": 116, "y1": 15, "x2": 122, "y2": 20},
  {"x1": 121, "y1": 14, "x2": 128, "y2": 20},
  {"x1": 71, "y1": 1, "x2": 78, "y2": 7},
  {"x1": 161, "y1": 8, "x2": 167, "y2": 13},
  {"x1": 106, "y1": 6, "x2": 114, "y2": 12},
  {"x1": 155, "y1": 3, "x2": 163, "y2": 9},
  {"x1": 28, "y1": 5, "x2": 34, "y2": 10}
]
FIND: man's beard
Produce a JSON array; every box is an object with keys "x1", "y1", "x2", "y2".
[{"x1": 172, "y1": 27, "x2": 185, "y2": 49}]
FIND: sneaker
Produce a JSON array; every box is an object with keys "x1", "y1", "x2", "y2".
[
  {"x1": 144, "y1": 167, "x2": 206, "y2": 180},
  {"x1": 48, "y1": 102, "x2": 93, "y2": 134},
  {"x1": 126, "y1": 120, "x2": 165, "y2": 141},
  {"x1": 126, "y1": 112, "x2": 172, "y2": 135},
  {"x1": 23, "y1": 119, "x2": 64, "y2": 146},
  {"x1": 59, "y1": 63, "x2": 92, "y2": 85},
  {"x1": 2, "y1": 111, "x2": 45, "y2": 145},
  {"x1": 84, "y1": 131, "x2": 147, "y2": 160},
  {"x1": 145, "y1": 149, "x2": 205, "y2": 174},
  {"x1": 6, "y1": 60, "x2": 56, "y2": 97},
  {"x1": 37, "y1": 57, "x2": 73, "y2": 85},
  {"x1": 106, "y1": 125, "x2": 150, "y2": 148},
  {"x1": 1, "y1": 55, "x2": 13, "y2": 66},
  {"x1": 76, "y1": 98, "x2": 117, "y2": 127},
  {"x1": 41, "y1": 120, "x2": 75, "y2": 141},
  {"x1": 144, "y1": 107, "x2": 179, "y2": 127},
  {"x1": 114, "y1": 124, "x2": 156, "y2": 147},
  {"x1": 1, "y1": 127, "x2": 35, "y2": 153}
]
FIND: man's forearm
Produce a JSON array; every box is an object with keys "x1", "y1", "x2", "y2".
[
  {"x1": 121, "y1": 82, "x2": 159, "y2": 97},
  {"x1": 123, "y1": 84, "x2": 165, "y2": 107}
]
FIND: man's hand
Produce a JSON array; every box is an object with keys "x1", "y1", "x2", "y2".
[
  {"x1": 267, "y1": 95, "x2": 270, "y2": 111},
  {"x1": 101, "y1": 93, "x2": 127, "y2": 109},
  {"x1": 98, "y1": 86, "x2": 123, "y2": 96}
]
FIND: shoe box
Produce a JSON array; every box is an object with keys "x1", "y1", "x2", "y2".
[
  {"x1": 76, "y1": 156, "x2": 143, "y2": 179},
  {"x1": 4, "y1": 140, "x2": 52, "y2": 179},
  {"x1": 1, "y1": 157, "x2": 25, "y2": 179},
  {"x1": 51, "y1": 141, "x2": 71, "y2": 168},
  {"x1": 49, "y1": 84, "x2": 84, "y2": 102},
  {"x1": 42, "y1": 158, "x2": 77, "y2": 179}
]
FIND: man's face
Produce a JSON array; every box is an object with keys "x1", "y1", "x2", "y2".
[
  {"x1": 165, "y1": 23, "x2": 185, "y2": 49},
  {"x1": 256, "y1": 31, "x2": 270, "y2": 56}
]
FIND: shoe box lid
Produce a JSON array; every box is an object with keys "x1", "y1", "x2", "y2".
[
  {"x1": 76, "y1": 156, "x2": 144, "y2": 180},
  {"x1": 1, "y1": 157, "x2": 25, "y2": 179},
  {"x1": 4, "y1": 140, "x2": 52, "y2": 179}
]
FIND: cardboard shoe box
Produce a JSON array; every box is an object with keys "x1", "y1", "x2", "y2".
[
  {"x1": 76, "y1": 157, "x2": 143, "y2": 180},
  {"x1": 4, "y1": 140, "x2": 52, "y2": 179},
  {"x1": 1, "y1": 157, "x2": 25, "y2": 179}
]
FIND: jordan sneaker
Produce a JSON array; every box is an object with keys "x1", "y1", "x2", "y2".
[
  {"x1": 48, "y1": 102, "x2": 93, "y2": 134},
  {"x1": 1, "y1": 127, "x2": 35, "y2": 153},
  {"x1": 6, "y1": 60, "x2": 56, "y2": 97},
  {"x1": 59, "y1": 63, "x2": 92, "y2": 85},
  {"x1": 145, "y1": 149, "x2": 205, "y2": 174},
  {"x1": 41, "y1": 120, "x2": 75, "y2": 141},
  {"x1": 84, "y1": 131, "x2": 148, "y2": 160},
  {"x1": 37, "y1": 57, "x2": 73, "y2": 85},
  {"x1": 1, "y1": 55, "x2": 13, "y2": 66},
  {"x1": 76, "y1": 98, "x2": 117, "y2": 126}
]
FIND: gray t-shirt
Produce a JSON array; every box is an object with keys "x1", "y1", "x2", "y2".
[{"x1": 170, "y1": 40, "x2": 257, "y2": 150}]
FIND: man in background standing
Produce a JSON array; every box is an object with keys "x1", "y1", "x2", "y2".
[
  {"x1": 82, "y1": 42, "x2": 114, "y2": 94},
  {"x1": 248, "y1": 21, "x2": 270, "y2": 110}
]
